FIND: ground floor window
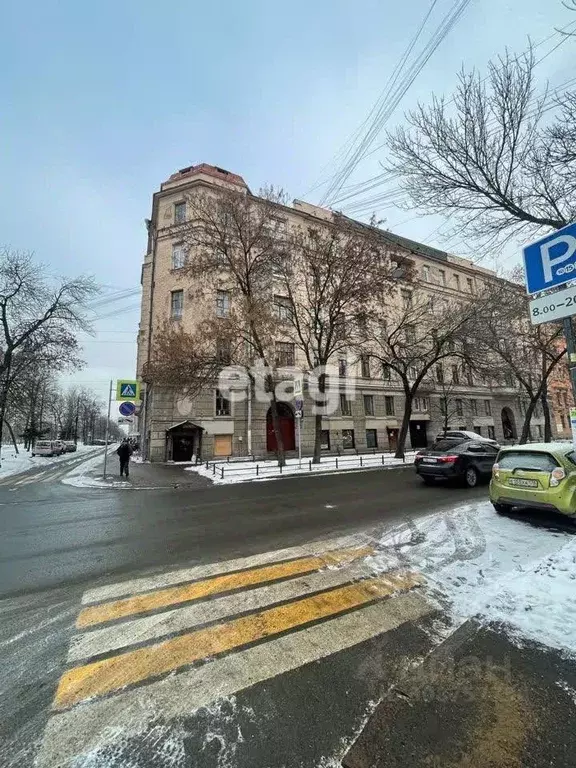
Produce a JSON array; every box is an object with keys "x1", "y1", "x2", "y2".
[
  {"x1": 366, "y1": 429, "x2": 378, "y2": 449},
  {"x1": 473, "y1": 426, "x2": 482, "y2": 436},
  {"x1": 487, "y1": 425, "x2": 495, "y2": 440},
  {"x1": 342, "y1": 429, "x2": 355, "y2": 449},
  {"x1": 536, "y1": 424, "x2": 543, "y2": 438},
  {"x1": 320, "y1": 429, "x2": 330, "y2": 450}
]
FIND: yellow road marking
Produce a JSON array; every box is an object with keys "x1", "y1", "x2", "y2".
[
  {"x1": 55, "y1": 571, "x2": 421, "y2": 710},
  {"x1": 76, "y1": 546, "x2": 374, "y2": 628}
]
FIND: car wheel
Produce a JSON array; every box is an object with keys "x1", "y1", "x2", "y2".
[
  {"x1": 464, "y1": 466, "x2": 478, "y2": 488},
  {"x1": 492, "y1": 502, "x2": 512, "y2": 514}
]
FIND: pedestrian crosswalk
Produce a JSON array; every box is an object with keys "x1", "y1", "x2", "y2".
[{"x1": 36, "y1": 533, "x2": 431, "y2": 768}]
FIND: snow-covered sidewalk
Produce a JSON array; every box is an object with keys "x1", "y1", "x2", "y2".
[
  {"x1": 186, "y1": 451, "x2": 416, "y2": 484},
  {"x1": 0, "y1": 443, "x2": 101, "y2": 480},
  {"x1": 369, "y1": 501, "x2": 576, "y2": 656}
]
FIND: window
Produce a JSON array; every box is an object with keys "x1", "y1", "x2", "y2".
[
  {"x1": 474, "y1": 425, "x2": 482, "y2": 436},
  {"x1": 439, "y1": 398, "x2": 447, "y2": 416},
  {"x1": 401, "y1": 289, "x2": 413, "y2": 309},
  {"x1": 470, "y1": 399, "x2": 478, "y2": 416},
  {"x1": 215, "y1": 389, "x2": 231, "y2": 416},
  {"x1": 216, "y1": 338, "x2": 231, "y2": 365},
  {"x1": 385, "y1": 396, "x2": 395, "y2": 416},
  {"x1": 361, "y1": 355, "x2": 371, "y2": 378},
  {"x1": 519, "y1": 400, "x2": 526, "y2": 416},
  {"x1": 338, "y1": 358, "x2": 347, "y2": 377},
  {"x1": 363, "y1": 395, "x2": 374, "y2": 416},
  {"x1": 274, "y1": 295, "x2": 293, "y2": 322},
  {"x1": 170, "y1": 289, "x2": 183, "y2": 319},
  {"x1": 342, "y1": 429, "x2": 355, "y2": 449},
  {"x1": 340, "y1": 393, "x2": 352, "y2": 416},
  {"x1": 487, "y1": 425, "x2": 496, "y2": 440},
  {"x1": 454, "y1": 274, "x2": 460, "y2": 291},
  {"x1": 382, "y1": 363, "x2": 391, "y2": 381},
  {"x1": 216, "y1": 289, "x2": 230, "y2": 317},
  {"x1": 276, "y1": 342, "x2": 295, "y2": 367},
  {"x1": 561, "y1": 413, "x2": 566, "y2": 429},
  {"x1": 413, "y1": 397, "x2": 429, "y2": 413},
  {"x1": 497, "y1": 451, "x2": 558, "y2": 472},
  {"x1": 536, "y1": 424, "x2": 543, "y2": 439},
  {"x1": 422, "y1": 265, "x2": 430, "y2": 282},
  {"x1": 436, "y1": 364, "x2": 444, "y2": 384},
  {"x1": 484, "y1": 399, "x2": 492, "y2": 416},
  {"x1": 366, "y1": 429, "x2": 378, "y2": 449},
  {"x1": 466, "y1": 277, "x2": 474, "y2": 293},
  {"x1": 439, "y1": 270, "x2": 446, "y2": 286},
  {"x1": 504, "y1": 372, "x2": 514, "y2": 387},
  {"x1": 172, "y1": 243, "x2": 186, "y2": 269},
  {"x1": 451, "y1": 365, "x2": 460, "y2": 384},
  {"x1": 465, "y1": 366, "x2": 474, "y2": 386},
  {"x1": 456, "y1": 398, "x2": 463, "y2": 416},
  {"x1": 408, "y1": 365, "x2": 419, "y2": 381},
  {"x1": 320, "y1": 429, "x2": 330, "y2": 450},
  {"x1": 174, "y1": 202, "x2": 186, "y2": 224}
]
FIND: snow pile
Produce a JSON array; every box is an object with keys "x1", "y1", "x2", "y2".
[
  {"x1": 369, "y1": 502, "x2": 576, "y2": 655},
  {"x1": 186, "y1": 452, "x2": 416, "y2": 485},
  {"x1": 0, "y1": 443, "x2": 100, "y2": 480},
  {"x1": 61, "y1": 447, "x2": 122, "y2": 488}
]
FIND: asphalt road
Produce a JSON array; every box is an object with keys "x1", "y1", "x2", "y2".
[
  {"x1": 0, "y1": 463, "x2": 487, "y2": 599},
  {"x1": 4, "y1": 461, "x2": 574, "y2": 768}
]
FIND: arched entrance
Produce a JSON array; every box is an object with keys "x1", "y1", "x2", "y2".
[
  {"x1": 501, "y1": 407, "x2": 517, "y2": 441},
  {"x1": 266, "y1": 403, "x2": 296, "y2": 452}
]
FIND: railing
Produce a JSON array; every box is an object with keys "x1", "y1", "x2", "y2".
[{"x1": 204, "y1": 451, "x2": 416, "y2": 481}]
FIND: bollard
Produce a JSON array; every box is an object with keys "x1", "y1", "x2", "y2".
[
  {"x1": 280, "y1": 463, "x2": 283, "y2": 474},
  {"x1": 309, "y1": 460, "x2": 312, "y2": 471},
  {"x1": 381, "y1": 455, "x2": 384, "y2": 465},
  {"x1": 336, "y1": 457, "x2": 338, "y2": 469},
  {"x1": 256, "y1": 465, "x2": 259, "y2": 476},
  {"x1": 212, "y1": 464, "x2": 216, "y2": 475},
  {"x1": 360, "y1": 456, "x2": 363, "y2": 466},
  {"x1": 220, "y1": 467, "x2": 224, "y2": 479}
]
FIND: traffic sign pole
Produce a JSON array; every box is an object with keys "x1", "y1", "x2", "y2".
[{"x1": 103, "y1": 380, "x2": 113, "y2": 478}]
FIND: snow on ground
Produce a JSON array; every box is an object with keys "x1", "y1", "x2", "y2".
[
  {"x1": 61, "y1": 447, "x2": 124, "y2": 488},
  {"x1": 0, "y1": 443, "x2": 100, "y2": 480},
  {"x1": 186, "y1": 452, "x2": 416, "y2": 484},
  {"x1": 369, "y1": 501, "x2": 576, "y2": 655}
]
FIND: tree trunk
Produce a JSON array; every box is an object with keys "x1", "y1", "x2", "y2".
[
  {"x1": 312, "y1": 372, "x2": 326, "y2": 464},
  {"x1": 519, "y1": 397, "x2": 537, "y2": 444},
  {"x1": 395, "y1": 383, "x2": 413, "y2": 459},
  {"x1": 541, "y1": 388, "x2": 552, "y2": 442},
  {"x1": 4, "y1": 420, "x2": 18, "y2": 453}
]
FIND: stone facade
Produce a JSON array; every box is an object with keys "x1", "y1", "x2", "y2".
[{"x1": 136, "y1": 163, "x2": 566, "y2": 462}]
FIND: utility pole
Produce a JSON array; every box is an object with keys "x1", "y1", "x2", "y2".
[
  {"x1": 563, "y1": 317, "x2": 576, "y2": 404},
  {"x1": 103, "y1": 380, "x2": 113, "y2": 478},
  {"x1": 74, "y1": 395, "x2": 81, "y2": 445}
]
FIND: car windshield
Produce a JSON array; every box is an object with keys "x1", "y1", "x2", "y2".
[
  {"x1": 497, "y1": 451, "x2": 559, "y2": 472},
  {"x1": 35, "y1": 441, "x2": 50, "y2": 447}
]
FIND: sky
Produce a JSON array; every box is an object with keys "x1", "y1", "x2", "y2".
[{"x1": 1, "y1": 0, "x2": 575, "y2": 411}]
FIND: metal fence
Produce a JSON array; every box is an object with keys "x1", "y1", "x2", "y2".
[{"x1": 204, "y1": 451, "x2": 416, "y2": 481}]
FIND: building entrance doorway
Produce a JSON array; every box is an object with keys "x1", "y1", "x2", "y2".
[
  {"x1": 409, "y1": 420, "x2": 428, "y2": 449},
  {"x1": 266, "y1": 403, "x2": 296, "y2": 452},
  {"x1": 501, "y1": 407, "x2": 517, "y2": 440},
  {"x1": 166, "y1": 421, "x2": 203, "y2": 462}
]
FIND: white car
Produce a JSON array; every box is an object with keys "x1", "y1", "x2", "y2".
[
  {"x1": 32, "y1": 440, "x2": 59, "y2": 457},
  {"x1": 435, "y1": 430, "x2": 499, "y2": 446}
]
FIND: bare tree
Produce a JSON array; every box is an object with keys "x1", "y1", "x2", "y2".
[
  {"x1": 359, "y1": 287, "x2": 478, "y2": 458},
  {"x1": 0, "y1": 249, "x2": 96, "y2": 459},
  {"x1": 430, "y1": 360, "x2": 470, "y2": 436},
  {"x1": 178, "y1": 186, "x2": 290, "y2": 464},
  {"x1": 386, "y1": 49, "x2": 576, "y2": 251},
  {"x1": 274, "y1": 215, "x2": 409, "y2": 462},
  {"x1": 468, "y1": 274, "x2": 566, "y2": 443}
]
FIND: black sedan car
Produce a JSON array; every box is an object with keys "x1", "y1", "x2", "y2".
[{"x1": 415, "y1": 438, "x2": 500, "y2": 487}]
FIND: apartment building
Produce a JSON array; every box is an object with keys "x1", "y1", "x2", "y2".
[{"x1": 136, "y1": 163, "x2": 557, "y2": 462}]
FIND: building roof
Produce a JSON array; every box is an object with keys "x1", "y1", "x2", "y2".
[{"x1": 164, "y1": 163, "x2": 248, "y2": 189}]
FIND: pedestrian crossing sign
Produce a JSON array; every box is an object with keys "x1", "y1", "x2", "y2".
[{"x1": 117, "y1": 380, "x2": 140, "y2": 401}]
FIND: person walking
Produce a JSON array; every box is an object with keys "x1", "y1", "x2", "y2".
[{"x1": 116, "y1": 438, "x2": 133, "y2": 478}]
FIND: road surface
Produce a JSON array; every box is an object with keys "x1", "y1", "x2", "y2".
[{"x1": 2, "y1": 457, "x2": 576, "y2": 768}]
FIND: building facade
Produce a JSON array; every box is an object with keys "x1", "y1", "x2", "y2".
[{"x1": 136, "y1": 163, "x2": 565, "y2": 462}]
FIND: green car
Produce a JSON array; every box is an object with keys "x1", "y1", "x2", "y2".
[{"x1": 490, "y1": 442, "x2": 576, "y2": 517}]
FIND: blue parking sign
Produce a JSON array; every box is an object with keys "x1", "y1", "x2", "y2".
[{"x1": 523, "y1": 223, "x2": 576, "y2": 294}]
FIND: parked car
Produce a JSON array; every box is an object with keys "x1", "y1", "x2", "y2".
[
  {"x1": 490, "y1": 443, "x2": 576, "y2": 517},
  {"x1": 32, "y1": 440, "x2": 59, "y2": 457},
  {"x1": 63, "y1": 441, "x2": 77, "y2": 452},
  {"x1": 435, "y1": 430, "x2": 498, "y2": 446},
  {"x1": 52, "y1": 440, "x2": 66, "y2": 455},
  {"x1": 415, "y1": 438, "x2": 500, "y2": 487}
]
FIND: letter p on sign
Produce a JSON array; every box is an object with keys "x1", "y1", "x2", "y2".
[{"x1": 541, "y1": 235, "x2": 576, "y2": 283}]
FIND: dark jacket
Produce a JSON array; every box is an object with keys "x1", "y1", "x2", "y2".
[{"x1": 117, "y1": 443, "x2": 132, "y2": 461}]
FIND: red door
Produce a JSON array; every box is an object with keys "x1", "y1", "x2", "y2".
[{"x1": 266, "y1": 405, "x2": 295, "y2": 452}]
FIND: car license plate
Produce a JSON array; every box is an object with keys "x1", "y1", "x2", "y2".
[
  {"x1": 422, "y1": 458, "x2": 437, "y2": 464},
  {"x1": 508, "y1": 477, "x2": 538, "y2": 488}
]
